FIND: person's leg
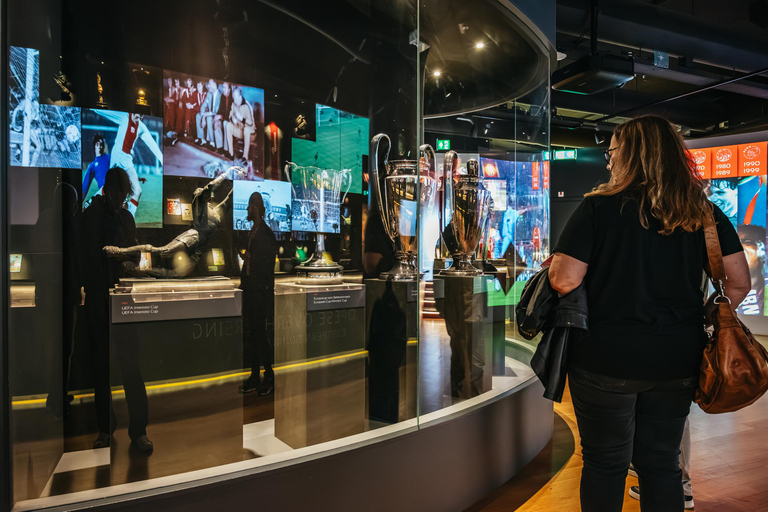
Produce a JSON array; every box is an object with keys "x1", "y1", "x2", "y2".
[
  {"x1": 632, "y1": 377, "x2": 696, "y2": 512},
  {"x1": 123, "y1": 162, "x2": 142, "y2": 216},
  {"x1": 226, "y1": 122, "x2": 235, "y2": 158},
  {"x1": 114, "y1": 334, "x2": 149, "y2": 442},
  {"x1": 205, "y1": 116, "x2": 214, "y2": 145},
  {"x1": 680, "y1": 416, "x2": 693, "y2": 500},
  {"x1": 568, "y1": 368, "x2": 641, "y2": 512},
  {"x1": 243, "y1": 126, "x2": 255, "y2": 160},
  {"x1": 196, "y1": 113, "x2": 204, "y2": 141},
  {"x1": 213, "y1": 117, "x2": 223, "y2": 149},
  {"x1": 85, "y1": 296, "x2": 115, "y2": 437},
  {"x1": 175, "y1": 107, "x2": 186, "y2": 135}
]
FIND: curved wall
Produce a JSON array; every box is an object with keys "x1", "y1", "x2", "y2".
[{"x1": 54, "y1": 378, "x2": 552, "y2": 512}]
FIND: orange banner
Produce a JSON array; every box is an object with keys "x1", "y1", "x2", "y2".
[
  {"x1": 532, "y1": 162, "x2": 540, "y2": 190},
  {"x1": 738, "y1": 142, "x2": 767, "y2": 177},
  {"x1": 711, "y1": 145, "x2": 739, "y2": 178},
  {"x1": 543, "y1": 161, "x2": 550, "y2": 189},
  {"x1": 690, "y1": 148, "x2": 711, "y2": 180}
]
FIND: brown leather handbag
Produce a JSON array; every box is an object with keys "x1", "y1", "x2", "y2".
[{"x1": 695, "y1": 213, "x2": 768, "y2": 413}]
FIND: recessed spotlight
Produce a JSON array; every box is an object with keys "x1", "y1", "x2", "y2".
[
  {"x1": 475, "y1": 42, "x2": 485, "y2": 49},
  {"x1": 433, "y1": 70, "x2": 442, "y2": 77}
]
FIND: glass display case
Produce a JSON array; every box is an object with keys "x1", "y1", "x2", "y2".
[{"x1": 0, "y1": 1, "x2": 553, "y2": 510}]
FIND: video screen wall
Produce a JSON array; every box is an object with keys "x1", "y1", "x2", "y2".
[
  {"x1": 291, "y1": 104, "x2": 368, "y2": 194},
  {"x1": 479, "y1": 156, "x2": 550, "y2": 281},
  {"x1": 692, "y1": 141, "x2": 768, "y2": 315},
  {"x1": 7, "y1": 45, "x2": 370, "y2": 273}
]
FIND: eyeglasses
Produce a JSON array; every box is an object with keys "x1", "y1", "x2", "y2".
[{"x1": 604, "y1": 147, "x2": 618, "y2": 164}]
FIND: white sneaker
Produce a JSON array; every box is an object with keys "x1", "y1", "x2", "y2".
[
  {"x1": 628, "y1": 463, "x2": 638, "y2": 478},
  {"x1": 628, "y1": 485, "x2": 694, "y2": 509}
]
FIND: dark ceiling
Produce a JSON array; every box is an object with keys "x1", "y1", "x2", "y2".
[
  {"x1": 426, "y1": 0, "x2": 768, "y2": 150},
  {"x1": 552, "y1": 0, "x2": 768, "y2": 146}
]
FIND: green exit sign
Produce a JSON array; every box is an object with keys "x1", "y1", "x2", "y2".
[
  {"x1": 436, "y1": 139, "x2": 451, "y2": 151},
  {"x1": 553, "y1": 149, "x2": 577, "y2": 160}
]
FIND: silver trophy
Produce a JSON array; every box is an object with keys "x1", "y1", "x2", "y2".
[
  {"x1": 285, "y1": 162, "x2": 351, "y2": 285},
  {"x1": 371, "y1": 133, "x2": 438, "y2": 281},
  {"x1": 441, "y1": 158, "x2": 493, "y2": 276}
]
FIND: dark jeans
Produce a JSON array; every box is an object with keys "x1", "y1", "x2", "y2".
[
  {"x1": 243, "y1": 290, "x2": 274, "y2": 382},
  {"x1": 568, "y1": 367, "x2": 697, "y2": 512},
  {"x1": 85, "y1": 294, "x2": 149, "y2": 441}
]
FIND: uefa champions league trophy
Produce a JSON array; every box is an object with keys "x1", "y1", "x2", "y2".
[
  {"x1": 371, "y1": 133, "x2": 438, "y2": 281},
  {"x1": 441, "y1": 158, "x2": 493, "y2": 276},
  {"x1": 285, "y1": 162, "x2": 351, "y2": 285}
]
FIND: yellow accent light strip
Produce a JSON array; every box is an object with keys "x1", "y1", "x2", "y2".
[{"x1": 12, "y1": 350, "x2": 368, "y2": 407}]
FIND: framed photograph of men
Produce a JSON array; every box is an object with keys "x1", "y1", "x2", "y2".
[{"x1": 163, "y1": 70, "x2": 264, "y2": 181}]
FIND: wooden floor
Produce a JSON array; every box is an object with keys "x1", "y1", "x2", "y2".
[{"x1": 468, "y1": 384, "x2": 768, "y2": 512}]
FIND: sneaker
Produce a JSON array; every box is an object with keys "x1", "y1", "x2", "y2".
[
  {"x1": 628, "y1": 463, "x2": 638, "y2": 478},
  {"x1": 93, "y1": 432, "x2": 111, "y2": 449},
  {"x1": 628, "y1": 485, "x2": 694, "y2": 509},
  {"x1": 258, "y1": 379, "x2": 274, "y2": 396},
  {"x1": 238, "y1": 376, "x2": 260, "y2": 394},
  {"x1": 132, "y1": 435, "x2": 154, "y2": 454}
]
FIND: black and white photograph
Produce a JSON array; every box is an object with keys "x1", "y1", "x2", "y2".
[{"x1": 9, "y1": 46, "x2": 81, "y2": 168}]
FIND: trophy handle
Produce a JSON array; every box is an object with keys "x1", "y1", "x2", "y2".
[
  {"x1": 371, "y1": 133, "x2": 393, "y2": 240},
  {"x1": 419, "y1": 143, "x2": 437, "y2": 212},
  {"x1": 284, "y1": 162, "x2": 298, "y2": 199},
  {"x1": 442, "y1": 150, "x2": 459, "y2": 233},
  {"x1": 419, "y1": 144, "x2": 436, "y2": 176},
  {"x1": 340, "y1": 168, "x2": 352, "y2": 206}
]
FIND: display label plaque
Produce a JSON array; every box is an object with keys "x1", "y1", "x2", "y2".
[
  {"x1": 306, "y1": 289, "x2": 365, "y2": 312},
  {"x1": 111, "y1": 291, "x2": 242, "y2": 324}
]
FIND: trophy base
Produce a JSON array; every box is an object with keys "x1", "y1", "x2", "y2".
[
  {"x1": 440, "y1": 257, "x2": 483, "y2": 276},
  {"x1": 379, "y1": 258, "x2": 420, "y2": 282},
  {"x1": 295, "y1": 262, "x2": 344, "y2": 286}
]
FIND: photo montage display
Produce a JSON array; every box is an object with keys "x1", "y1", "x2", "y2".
[
  {"x1": 9, "y1": 46, "x2": 81, "y2": 169},
  {"x1": 81, "y1": 109, "x2": 164, "y2": 228},
  {"x1": 696, "y1": 143, "x2": 768, "y2": 316},
  {"x1": 163, "y1": 71, "x2": 265, "y2": 181}
]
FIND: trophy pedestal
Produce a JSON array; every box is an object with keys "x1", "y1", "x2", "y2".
[
  {"x1": 484, "y1": 270, "x2": 510, "y2": 375},
  {"x1": 108, "y1": 279, "x2": 243, "y2": 480},
  {"x1": 364, "y1": 278, "x2": 419, "y2": 424},
  {"x1": 273, "y1": 282, "x2": 366, "y2": 448},
  {"x1": 434, "y1": 274, "x2": 493, "y2": 399}
]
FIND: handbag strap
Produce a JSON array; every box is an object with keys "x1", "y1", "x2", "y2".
[{"x1": 703, "y1": 209, "x2": 728, "y2": 301}]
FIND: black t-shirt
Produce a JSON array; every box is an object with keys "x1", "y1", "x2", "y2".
[{"x1": 555, "y1": 193, "x2": 743, "y2": 380}]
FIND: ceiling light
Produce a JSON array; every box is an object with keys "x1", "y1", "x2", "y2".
[
  {"x1": 475, "y1": 42, "x2": 485, "y2": 49},
  {"x1": 433, "y1": 70, "x2": 442, "y2": 77}
]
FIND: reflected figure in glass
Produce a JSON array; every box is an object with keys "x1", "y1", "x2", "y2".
[
  {"x1": 81, "y1": 167, "x2": 152, "y2": 452},
  {"x1": 103, "y1": 167, "x2": 241, "y2": 277},
  {"x1": 238, "y1": 192, "x2": 278, "y2": 395}
]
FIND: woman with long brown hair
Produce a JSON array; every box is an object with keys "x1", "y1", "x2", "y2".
[{"x1": 549, "y1": 115, "x2": 750, "y2": 511}]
